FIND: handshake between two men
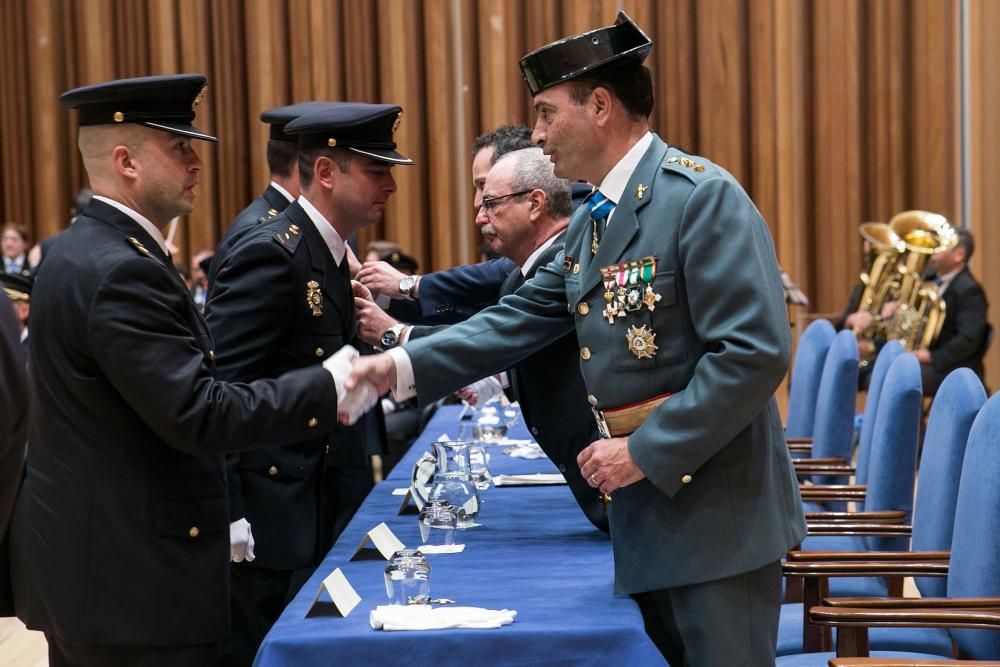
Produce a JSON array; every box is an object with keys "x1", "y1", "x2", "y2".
[{"x1": 323, "y1": 346, "x2": 396, "y2": 426}]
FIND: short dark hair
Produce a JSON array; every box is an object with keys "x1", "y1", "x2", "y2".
[
  {"x1": 568, "y1": 57, "x2": 654, "y2": 119},
  {"x1": 298, "y1": 146, "x2": 352, "y2": 188},
  {"x1": 266, "y1": 139, "x2": 299, "y2": 178},
  {"x1": 956, "y1": 228, "x2": 975, "y2": 260},
  {"x1": 471, "y1": 125, "x2": 533, "y2": 163}
]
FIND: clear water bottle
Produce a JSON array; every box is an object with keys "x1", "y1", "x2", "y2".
[
  {"x1": 429, "y1": 471, "x2": 480, "y2": 528},
  {"x1": 418, "y1": 499, "x2": 458, "y2": 545}
]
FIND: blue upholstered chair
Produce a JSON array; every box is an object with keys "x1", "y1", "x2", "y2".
[
  {"x1": 787, "y1": 319, "x2": 837, "y2": 438},
  {"x1": 800, "y1": 330, "x2": 859, "y2": 480},
  {"x1": 777, "y1": 372, "x2": 998, "y2": 664},
  {"x1": 853, "y1": 340, "x2": 905, "y2": 496},
  {"x1": 781, "y1": 354, "x2": 925, "y2": 654}
]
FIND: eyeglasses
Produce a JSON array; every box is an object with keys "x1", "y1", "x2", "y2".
[{"x1": 480, "y1": 189, "x2": 533, "y2": 214}]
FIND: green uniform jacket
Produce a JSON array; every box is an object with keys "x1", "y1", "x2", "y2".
[{"x1": 405, "y1": 135, "x2": 806, "y2": 594}]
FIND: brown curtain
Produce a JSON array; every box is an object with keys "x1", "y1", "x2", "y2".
[{"x1": 2, "y1": 0, "x2": 996, "y2": 384}]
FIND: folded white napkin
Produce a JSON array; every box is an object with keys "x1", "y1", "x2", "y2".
[
  {"x1": 370, "y1": 605, "x2": 517, "y2": 631},
  {"x1": 492, "y1": 473, "x2": 566, "y2": 486},
  {"x1": 496, "y1": 438, "x2": 534, "y2": 446},
  {"x1": 416, "y1": 544, "x2": 465, "y2": 554},
  {"x1": 504, "y1": 443, "x2": 546, "y2": 460}
]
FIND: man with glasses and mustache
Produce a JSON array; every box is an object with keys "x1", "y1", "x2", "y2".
[{"x1": 355, "y1": 147, "x2": 608, "y2": 533}]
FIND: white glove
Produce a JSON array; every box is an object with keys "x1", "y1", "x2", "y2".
[
  {"x1": 461, "y1": 375, "x2": 504, "y2": 406},
  {"x1": 323, "y1": 345, "x2": 380, "y2": 425},
  {"x1": 229, "y1": 518, "x2": 255, "y2": 563}
]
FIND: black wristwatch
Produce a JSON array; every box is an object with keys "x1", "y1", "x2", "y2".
[{"x1": 380, "y1": 324, "x2": 406, "y2": 349}]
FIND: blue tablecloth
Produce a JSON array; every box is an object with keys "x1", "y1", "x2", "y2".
[{"x1": 255, "y1": 405, "x2": 666, "y2": 666}]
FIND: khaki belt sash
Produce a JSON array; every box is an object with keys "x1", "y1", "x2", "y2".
[{"x1": 592, "y1": 392, "x2": 672, "y2": 438}]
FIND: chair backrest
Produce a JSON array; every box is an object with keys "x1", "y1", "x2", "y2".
[
  {"x1": 861, "y1": 353, "x2": 922, "y2": 551},
  {"x1": 810, "y1": 330, "x2": 860, "y2": 465},
  {"x1": 855, "y1": 340, "x2": 905, "y2": 489},
  {"x1": 911, "y1": 368, "x2": 986, "y2": 597},
  {"x1": 948, "y1": 390, "x2": 1000, "y2": 658},
  {"x1": 786, "y1": 319, "x2": 837, "y2": 438}
]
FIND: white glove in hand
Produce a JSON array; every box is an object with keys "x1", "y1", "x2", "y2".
[
  {"x1": 229, "y1": 518, "x2": 255, "y2": 563},
  {"x1": 323, "y1": 345, "x2": 359, "y2": 405},
  {"x1": 462, "y1": 375, "x2": 504, "y2": 406},
  {"x1": 323, "y1": 345, "x2": 380, "y2": 425}
]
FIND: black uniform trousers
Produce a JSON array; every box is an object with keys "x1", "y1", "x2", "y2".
[{"x1": 47, "y1": 635, "x2": 222, "y2": 667}]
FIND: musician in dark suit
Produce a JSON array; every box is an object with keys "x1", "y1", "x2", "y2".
[
  {"x1": 205, "y1": 102, "x2": 411, "y2": 665},
  {"x1": 355, "y1": 147, "x2": 608, "y2": 532},
  {"x1": 208, "y1": 102, "x2": 331, "y2": 292},
  {"x1": 916, "y1": 229, "x2": 990, "y2": 395},
  {"x1": 10, "y1": 75, "x2": 355, "y2": 667},
  {"x1": 346, "y1": 14, "x2": 804, "y2": 665}
]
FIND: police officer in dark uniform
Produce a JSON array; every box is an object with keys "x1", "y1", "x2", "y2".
[
  {"x1": 0, "y1": 272, "x2": 31, "y2": 348},
  {"x1": 208, "y1": 102, "x2": 331, "y2": 291},
  {"x1": 11, "y1": 74, "x2": 352, "y2": 667},
  {"x1": 205, "y1": 102, "x2": 412, "y2": 666}
]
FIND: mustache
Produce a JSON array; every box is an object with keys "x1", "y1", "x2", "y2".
[{"x1": 479, "y1": 224, "x2": 498, "y2": 237}]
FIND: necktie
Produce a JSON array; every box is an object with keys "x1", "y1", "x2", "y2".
[{"x1": 586, "y1": 190, "x2": 615, "y2": 254}]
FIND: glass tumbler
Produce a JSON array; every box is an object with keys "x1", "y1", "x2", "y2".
[{"x1": 384, "y1": 549, "x2": 431, "y2": 605}]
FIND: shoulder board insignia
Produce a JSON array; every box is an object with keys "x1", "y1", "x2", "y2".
[
  {"x1": 256, "y1": 208, "x2": 280, "y2": 225},
  {"x1": 272, "y1": 224, "x2": 303, "y2": 255},
  {"x1": 126, "y1": 236, "x2": 154, "y2": 258},
  {"x1": 662, "y1": 153, "x2": 712, "y2": 183}
]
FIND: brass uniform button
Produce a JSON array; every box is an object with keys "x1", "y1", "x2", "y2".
[
  {"x1": 577, "y1": 303, "x2": 589, "y2": 316},
  {"x1": 580, "y1": 347, "x2": 591, "y2": 360},
  {"x1": 681, "y1": 474, "x2": 693, "y2": 484},
  {"x1": 308, "y1": 417, "x2": 319, "y2": 428},
  {"x1": 268, "y1": 465, "x2": 278, "y2": 476},
  {"x1": 587, "y1": 394, "x2": 598, "y2": 406},
  {"x1": 315, "y1": 347, "x2": 325, "y2": 357},
  {"x1": 113, "y1": 111, "x2": 125, "y2": 123},
  {"x1": 188, "y1": 526, "x2": 200, "y2": 538},
  {"x1": 208, "y1": 349, "x2": 215, "y2": 360}
]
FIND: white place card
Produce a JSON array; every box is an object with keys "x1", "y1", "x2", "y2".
[
  {"x1": 391, "y1": 487, "x2": 410, "y2": 496},
  {"x1": 308, "y1": 568, "x2": 360, "y2": 618},
  {"x1": 397, "y1": 487, "x2": 419, "y2": 515},
  {"x1": 350, "y1": 522, "x2": 405, "y2": 561}
]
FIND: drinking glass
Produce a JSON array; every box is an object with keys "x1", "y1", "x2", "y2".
[{"x1": 384, "y1": 549, "x2": 431, "y2": 605}]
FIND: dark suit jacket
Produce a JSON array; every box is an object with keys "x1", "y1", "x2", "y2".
[
  {"x1": 205, "y1": 200, "x2": 372, "y2": 570},
  {"x1": 405, "y1": 136, "x2": 806, "y2": 594},
  {"x1": 410, "y1": 233, "x2": 608, "y2": 533},
  {"x1": 0, "y1": 294, "x2": 27, "y2": 615},
  {"x1": 11, "y1": 199, "x2": 337, "y2": 645},
  {"x1": 929, "y1": 267, "x2": 989, "y2": 376},
  {"x1": 389, "y1": 257, "x2": 516, "y2": 325},
  {"x1": 207, "y1": 184, "x2": 292, "y2": 292}
]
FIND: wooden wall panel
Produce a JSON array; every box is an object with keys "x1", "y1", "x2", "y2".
[
  {"x1": 3, "y1": 0, "x2": 996, "y2": 371},
  {"x1": 970, "y1": 0, "x2": 1000, "y2": 391}
]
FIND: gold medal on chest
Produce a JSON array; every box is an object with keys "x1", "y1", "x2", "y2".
[
  {"x1": 306, "y1": 280, "x2": 323, "y2": 317},
  {"x1": 626, "y1": 325, "x2": 658, "y2": 360}
]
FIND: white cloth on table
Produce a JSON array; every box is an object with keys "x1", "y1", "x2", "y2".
[{"x1": 370, "y1": 605, "x2": 517, "y2": 631}]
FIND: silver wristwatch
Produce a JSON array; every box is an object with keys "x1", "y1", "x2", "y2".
[
  {"x1": 398, "y1": 275, "x2": 417, "y2": 300},
  {"x1": 380, "y1": 323, "x2": 406, "y2": 349}
]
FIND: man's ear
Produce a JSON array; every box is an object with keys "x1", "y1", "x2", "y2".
[
  {"x1": 314, "y1": 155, "x2": 336, "y2": 190},
  {"x1": 111, "y1": 145, "x2": 139, "y2": 180},
  {"x1": 591, "y1": 86, "x2": 613, "y2": 127},
  {"x1": 527, "y1": 189, "x2": 545, "y2": 221}
]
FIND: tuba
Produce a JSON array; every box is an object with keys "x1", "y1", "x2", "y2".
[
  {"x1": 853, "y1": 223, "x2": 904, "y2": 361},
  {"x1": 883, "y1": 211, "x2": 957, "y2": 351}
]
